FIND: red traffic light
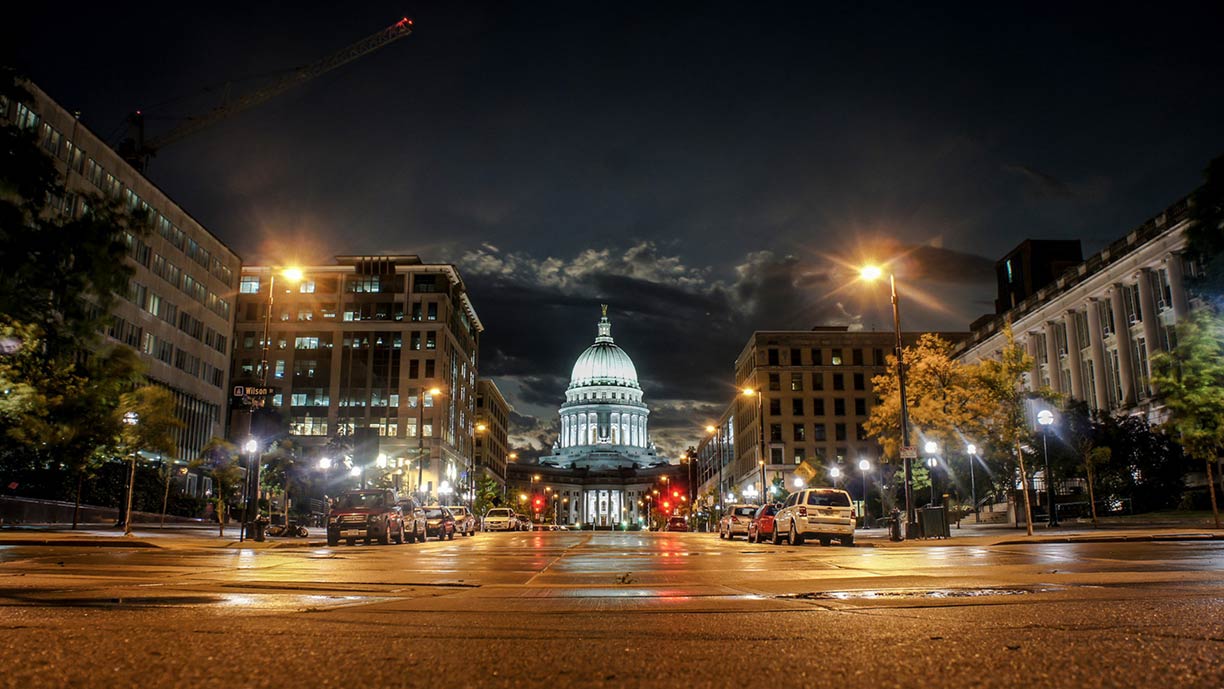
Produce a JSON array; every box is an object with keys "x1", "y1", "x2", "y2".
[{"x1": 672, "y1": 490, "x2": 679, "y2": 498}]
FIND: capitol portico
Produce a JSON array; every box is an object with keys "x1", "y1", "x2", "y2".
[{"x1": 505, "y1": 307, "x2": 681, "y2": 528}]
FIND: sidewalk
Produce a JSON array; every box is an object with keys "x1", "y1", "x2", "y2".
[
  {"x1": 855, "y1": 519, "x2": 1224, "y2": 548},
  {"x1": 0, "y1": 524, "x2": 327, "y2": 550}
]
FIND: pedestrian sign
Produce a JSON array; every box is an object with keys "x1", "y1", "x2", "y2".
[{"x1": 900, "y1": 446, "x2": 918, "y2": 460}]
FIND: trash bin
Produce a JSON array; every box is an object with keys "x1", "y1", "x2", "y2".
[
  {"x1": 887, "y1": 508, "x2": 904, "y2": 542},
  {"x1": 918, "y1": 506, "x2": 950, "y2": 539},
  {"x1": 248, "y1": 516, "x2": 268, "y2": 542}
]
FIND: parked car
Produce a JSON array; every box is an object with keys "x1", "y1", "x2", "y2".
[
  {"x1": 515, "y1": 513, "x2": 533, "y2": 531},
  {"x1": 773, "y1": 488, "x2": 856, "y2": 546},
  {"x1": 396, "y1": 498, "x2": 427, "y2": 543},
  {"x1": 446, "y1": 505, "x2": 477, "y2": 537},
  {"x1": 422, "y1": 505, "x2": 456, "y2": 540},
  {"x1": 327, "y1": 489, "x2": 404, "y2": 546},
  {"x1": 664, "y1": 516, "x2": 689, "y2": 532},
  {"x1": 747, "y1": 503, "x2": 781, "y2": 543},
  {"x1": 483, "y1": 508, "x2": 517, "y2": 531},
  {"x1": 718, "y1": 504, "x2": 759, "y2": 539}
]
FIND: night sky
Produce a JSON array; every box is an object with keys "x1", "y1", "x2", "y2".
[{"x1": 9, "y1": 2, "x2": 1224, "y2": 458}]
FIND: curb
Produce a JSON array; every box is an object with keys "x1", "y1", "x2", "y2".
[
  {"x1": 992, "y1": 533, "x2": 1224, "y2": 546},
  {"x1": 0, "y1": 538, "x2": 161, "y2": 549}
]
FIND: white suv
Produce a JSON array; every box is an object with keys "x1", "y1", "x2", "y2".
[
  {"x1": 483, "y1": 508, "x2": 517, "y2": 532},
  {"x1": 774, "y1": 488, "x2": 856, "y2": 546},
  {"x1": 718, "y1": 504, "x2": 759, "y2": 539}
]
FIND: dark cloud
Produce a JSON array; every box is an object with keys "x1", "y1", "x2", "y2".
[{"x1": 1004, "y1": 164, "x2": 1076, "y2": 199}]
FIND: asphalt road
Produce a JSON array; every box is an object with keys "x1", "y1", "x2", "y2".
[{"x1": 0, "y1": 531, "x2": 1221, "y2": 688}]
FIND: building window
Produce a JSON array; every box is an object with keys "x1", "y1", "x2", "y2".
[
  {"x1": 409, "y1": 360, "x2": 419, "y2": 378},
  {"x1": 811, "y1": 348, "x2": 823, "y2": 366},
  {"x1": 852, "y1": 349, "x2": 863, "y2": 366},
  {"x1": 793, "y1": 448, "x2": 806, "y2": 464},
  {"x1": 768, "y1": 398, "x2": 781, "y2": 415},
  {"x1": 813, "y1": 399, "x2": 825, "y2": 416},
  {"x1": 239, "y1": 276, "x2": 260, "y2": 294},
  {"x1": 769, "y1": 424, "x2": 782, "y2": 442},
  {"x1": 426, "y1": 331, "x2": 436, "y2": 350},
  {"x1": 767, "y1": 348, "x2": 779, "y2": 366},
  {"x1": 792, "y1": 424, "x2": 805, "y2": 442},
  {"x1": 812, "y1": 373, "x2": 823, "y2": 390},
  {"x1": 834, "y1": 399, "x2": 845, "y2": 416},
  {"x1": 832, "y1": 374, "x2": 844, "y2": 391},
  {"x1": 299, "y1": 280, "x2": 316, "y2": 294},
  {"x1": 834, "y1": 423, "x2": 847, "y2": 441},
  {"x1": 791, "y1": 398, "x2": 804, "y2": 415},
  {"x1": 854, "y1": 398, "x2": 866, "y2": 416},
  {"x1": 427, "y1": 302, "x2": 438, "y2": 321},
  {"x1": 768, "y1": 373, "x2": 780, "y2": 391},
  {"x1": 853, "y1": 373, "x2": 865, "y2": 391},
  {"x1": 790, "y1": 373, "x2": 803, "y2": 391},
  {"x1": 831, "y1": 349, "x2": 843, "y2": 365},
  {"x1": 813, "y1": 424, "x2": 826, "y2": 441}
]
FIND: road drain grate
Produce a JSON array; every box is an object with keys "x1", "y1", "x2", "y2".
[{"x1": 780, "y1": 587, "x2": 1039, "y2": 601}]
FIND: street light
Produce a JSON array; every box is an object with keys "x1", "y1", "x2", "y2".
[
  {"x1": 257, "y1": 266, "x2": 303, "y2": 388},
  {"x1": 240, "y1": 436, "x2": 261, "y2": 543},
  {"x1": 860, "y1": 264, "x2": 914, "y2": 539},
  {"x1": 741, "y1": 388, "x2": 767, "y2": 492},
  {"x1": 1037, "y1": 409, "x2": 1059, "y2": 528},
  {"x1": 792, "y1": 477, "x2": 805, "y2": 489},
  {"x1": 966, "y1": 443, "x2": 979, "y2": 523},
  {"x1": 858, "y1": 459, "x2": 871, "y2": 528},
  {"x1": 829, "y1": 465, "x2": 841, "y2": 488},
  {"x1": 926, "y1": 456, "x2": 938, "y2": 506},
  {"x1": 416, "y1": 386, "x2": 443, "y2": 500},
  {"x1": 706, "y1": 424, "x2": 724, "y2": 515}
]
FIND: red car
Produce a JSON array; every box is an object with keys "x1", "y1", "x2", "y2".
[
  {"x1": 747, "y1": 503, "x2": 781, "y2": 543},
  {"x1": 664, "y1": 516, "x2": 689, "y2": 532}
]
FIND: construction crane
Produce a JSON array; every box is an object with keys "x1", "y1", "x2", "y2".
[{"x1": 120, "y1": 17, "x2": 414, "y2": 171}]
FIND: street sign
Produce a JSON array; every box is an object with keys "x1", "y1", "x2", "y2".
[
  {"x1": 900, "y1": 446, "x2": 918, "y2": 460},
  {"x1": 233, "y1": 385, "x2": 275, "y2": 397}
]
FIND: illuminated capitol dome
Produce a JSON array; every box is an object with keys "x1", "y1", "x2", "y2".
[{"x1": 545, "y1": 306, "x2": 661, "y2": 470}]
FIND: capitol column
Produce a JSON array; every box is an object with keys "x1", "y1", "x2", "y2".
[
  {"x1": 1063, "y1": 310, "x2": 1084, "y2": 400},
  {"x1": 1043, "y1": 324, "x2": 1062, "y2": 394},
  {"x1": 1108, "y1": 284, "x2": 1136, "y2": 406},
  {"x1": 1164, "y1": 252, "x2": 1189, "y2": 319},
  {"x1": 1085, "y1": 299, "x2": 1110, "y2": 411}
]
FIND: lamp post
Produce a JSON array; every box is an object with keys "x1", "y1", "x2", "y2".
[
  {"x1": 706, "y1": 425, "x2": 723, "y2": 516},
  {"x1": 924, "y1": 441, "x2": 939, "y2": 507},
  {"x1": 121, "y1": 411, "x2": 139, "y2": 537},
  {"x1": 966, "y1": 443, "x2": 979, "y2": 523},
  {"x1": 238, "y1": 438, "x2": 260, "y2": 542},
  {"x1": 829, "y1": 465, "x2": 841, "y2": 489},
  {"x1": 757, "y1": 459, "x2": 768, "y2": 505},
  {"x1": 742, "y1": 388, "x2": 767, "y2": 492},
  {"x1": 1037, "y1": 409, "x2": 1059, "y2": 528},
  {"x1": 858, "y1": 459, "x2": 871, "y2": 528},
  {"x1": 860, "y1": 265, "x2": 915, "y2": 539},
  {"x1": 257, "y1": 266, "x2": 303, "y2": 387},
  {"x1": 416, "y1": 386, "x2": 442, "y2": 502}
]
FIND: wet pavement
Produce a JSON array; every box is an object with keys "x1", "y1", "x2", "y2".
[{"x1": 0, "y1": 531, "x2": 1221, "y2": 688}]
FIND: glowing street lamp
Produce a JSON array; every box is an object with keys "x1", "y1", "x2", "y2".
[
  {"x1": 966, "y1": 443, "x2": 980, "y2": 523},
  {"x1": 858, "y1": 459, "x2": 872, "y2": 528},
  {"x1": 860, "y1": 263, "x2": 914, "y2": 539},
  {"x1": 829, "y1": 465, "x2": 841, "y2": 488},
  {"x1": 1038, "y1": 409, "x2": 1059, "y2": 528}
]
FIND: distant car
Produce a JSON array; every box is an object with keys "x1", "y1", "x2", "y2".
[
  {"x1": 718, "y1": 504, "x2": 759, "y2": 540},
  {"x1": 422, "y1": 505, "x2": 456, "y2": 540},
  {"x1": 664, "y1": 516, "x2": 689, "y2": 532},
  {"x1": 774, "y1": 488, "x2": 856, "y2": 546},
  {"x1": 396, "y1": 498, "x2": 427, "y2": 543},
  {"x1": 483, "y1": 508, "x2": 517, "y2": 532},
  {"x1": 327, "y1": 489, "x2": 404, "y2": 546},
  {"x1": 515, "y1": 514, "x2": 533, "y2": 531},
  {"x1": 446, "y1": 506, "x2": 477, "y2": 537},
  {"x1": 748, "y1": 503, "x2": 781, "y2": 543}
]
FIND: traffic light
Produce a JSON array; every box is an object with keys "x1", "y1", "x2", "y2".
[
  {"x1": 534, "y1": 497, "x2": 543, "y2": 509},
  {"x1": 672, "y1": 490, "x2": 679, "y2": 498},
  {"x1": 662, "y1": 500, "x2": 671, "y2": 513}
]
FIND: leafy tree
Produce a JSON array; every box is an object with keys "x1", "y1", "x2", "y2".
[
  {"x1": 974, "y1": 326, "x2": 1039, "y2": 535},
  {"x1": 198, "y1": 438, "x2": 242, "y2": 537},
  {"x1": 116, "y1": 386, "x2": 183, "y2": 529},
  {"x1": 1151, "y1": 310, "x2": 1224, "y2": 528},
  {"x1": 472, "y1": 474, "x2": 503, "y2": 517}
]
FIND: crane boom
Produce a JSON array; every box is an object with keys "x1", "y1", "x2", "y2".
[{"x1": 129, "y1": 17, "x2": 413, "y2": 165}]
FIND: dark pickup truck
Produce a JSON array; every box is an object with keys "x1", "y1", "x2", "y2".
[{"x1": 327, "y1": 489, "x2": 404, "y2": 546}]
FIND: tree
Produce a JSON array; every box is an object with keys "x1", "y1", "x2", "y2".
[
  {"x1": 116, "y1": 386, "x2": 183, "y2": 531},
  {"x1": 472, "y1": 474, "x2": 502, "y2": 517},
  {"x1": 974, "y1": 327, "x2": 1039, "y2": 535},
  {"x1": 198, "y1": 438, "x2": 242, "y2": 537},
  {"x1": 260, "y1": 439, "x2": 304, "y2": 526},
  {"x1": 1151, "y1": 310, "x2": 1224, "y2": 528}
]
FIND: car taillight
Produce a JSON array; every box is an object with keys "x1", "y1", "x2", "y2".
[
  {"x1": 798, "y1": 506, "x2": 807, "y2": 517},
  {"x1": 730, "y1": 516, "x2": 739, "y2": 523}
]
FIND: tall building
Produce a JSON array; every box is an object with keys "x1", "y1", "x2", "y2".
[
  {"x1": 957, "y1": 195, "x2": 1197, "y2": 421},
  {"x1": 723, "y1": 327, "x2": 966, "y2": 500},
  {"x1": 230, "y1": 256, "x2": 483, "y2": 500},
  {"x1": 993, "y1": 239, "x2": 1084, "y2": 314},
  {"x1": 507, "y1": 307, "x2": 680, "y2": 528},
  {"x1": 1, "y1": 81, "x2": 240, "y2": 469},
  {"x1": 474, "y1": 378, "x2": 510, "y2": 485}
]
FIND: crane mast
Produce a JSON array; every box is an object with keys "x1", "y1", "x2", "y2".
[{"x1": 123, "y1": 17, "x2": 413, "y2": 171}]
